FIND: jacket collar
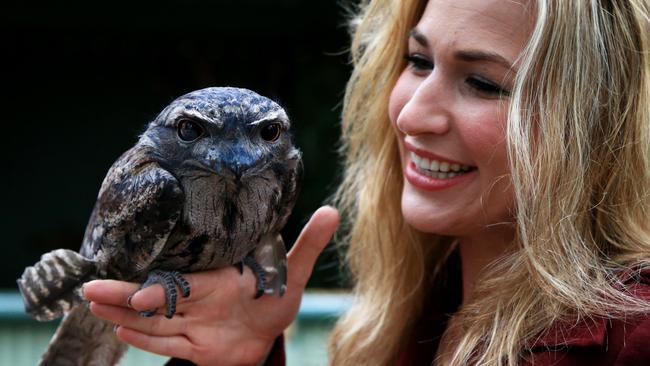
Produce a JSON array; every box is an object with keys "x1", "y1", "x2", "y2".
[
  {"x1": 529, "y1": 316, "x2": 607, "y2": 350},
  {"x1": 529, "y1": 266, "x2": 650, "y2": 350}
]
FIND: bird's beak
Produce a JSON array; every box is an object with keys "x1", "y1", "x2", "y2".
[{"x1": 208, "y1": 145, "x2": 261, "y2": 178}]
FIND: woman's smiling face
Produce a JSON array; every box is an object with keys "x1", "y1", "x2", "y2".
[{"x1": 388, "y1": 0, "x2": 533, "y2": 236}]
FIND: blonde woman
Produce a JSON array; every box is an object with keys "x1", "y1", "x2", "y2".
[{"x1": 84, "y1": 0, "x2": 650, "y2": 365}]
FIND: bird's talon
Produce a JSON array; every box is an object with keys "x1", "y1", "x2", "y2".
[
  {"x1": 242, "y1": 255, "x2": 268, "y2": 299},
  {"x1": 138, "y1": 269, "x2": 190, "y2": 319},
  {"x1": 170, "y1": 271, "x2": 190, "y2": 298}
]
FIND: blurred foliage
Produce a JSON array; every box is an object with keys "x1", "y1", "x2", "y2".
[{"x1": 1, "y1": 1, "x2": 352, "y2": 289}]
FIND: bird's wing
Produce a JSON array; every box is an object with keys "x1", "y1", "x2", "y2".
[{"x1": 80, "y1": 145, "x2": 184, "y2": 278}]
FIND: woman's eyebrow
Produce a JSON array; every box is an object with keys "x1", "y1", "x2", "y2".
[
  {"x1": 454, "y1": 50, "x2": 515, "y2": 71},
  {"x1": 409, "y1": 28, "x2": 429, "y2": 48},
  {"x1": 409, "y1": 28, "x2": 516, "y2": 71}
]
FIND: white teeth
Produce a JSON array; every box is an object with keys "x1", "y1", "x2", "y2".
[
  {"x1": 410, "y1": 151, "x2": 474, "y2": 179},
  {"x1": 430, "y1": 160, "x2": 439, "y2": 171},
  {"x1": 421, "y1": 157, "x2": 430, "y2": 169}
]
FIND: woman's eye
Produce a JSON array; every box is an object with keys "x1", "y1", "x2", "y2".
[
  {"x1": 177, "y1": 119, "x2": 204, "y2": 142},
  {"x1": 467, "y1": 76, "x2": 510, "y2": 97},
  {"x1": 404, "y1": 53, "x2": 433, "y2": 71},
  {"x1": 260, "y1": 123, "x2": 282, "y2": 142}
]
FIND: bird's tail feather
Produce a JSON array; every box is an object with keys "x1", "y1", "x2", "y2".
[
  {"x1": 17, "y1": 249, "x2": 98, "y2": 321},
  {"x1": 39, "y1": 305, "x2": 127, "y2": 366}
]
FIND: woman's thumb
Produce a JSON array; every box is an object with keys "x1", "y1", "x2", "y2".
[{"x1": 287, "y1": 206, "x2": 339, "y2": 290}]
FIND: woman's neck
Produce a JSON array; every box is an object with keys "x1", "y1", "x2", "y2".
[{"x1": 457, "y1": 227, "x2": 514, "y2": 305}]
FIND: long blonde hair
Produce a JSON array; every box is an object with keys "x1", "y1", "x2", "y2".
[{"x1": 330, "y1": 0, "x2": 650, "y2": 365}]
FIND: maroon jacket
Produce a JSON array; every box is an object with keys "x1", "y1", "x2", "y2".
[
  {"x1": 398, "y1": 264, "x2": 650, "y2": 366},
  {"x1": 520, "y1": 270, "x2": 650, "y2": 366},
  {"x1": 270, "y1": 266, "x2": 650, "y2": 366}
]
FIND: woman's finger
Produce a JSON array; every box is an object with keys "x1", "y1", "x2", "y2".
[
  {"x1": 83, "y1": 280, "x2": 169, "y2": 311},
  {"x1": 90, "y1": 302, "x2": 187, "y2": 336},
  {"x1": 287, "y1": 206, "x2": 339, "y2": 290},
  {"x1": 84, "y1": 265, "x2": 246, "y2": 312},
  {"x1": 115, "y1": 326, "x2": 194, "y2": 361},
  {"x1": 83, "y1": 280, "x2": 139, "y2": 307}
]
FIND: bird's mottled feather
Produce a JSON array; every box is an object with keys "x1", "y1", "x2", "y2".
[{"x1": 80, "y1": 145, "x2": 184, "y2": 279}]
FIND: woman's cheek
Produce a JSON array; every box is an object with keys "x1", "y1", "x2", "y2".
[{"x1": 461, "y1": 112, "x2": 509, "y2": 173}]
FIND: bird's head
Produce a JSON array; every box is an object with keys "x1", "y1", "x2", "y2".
[{"x1": 139, "y1": 87, "x2": 299, "y2": 183}]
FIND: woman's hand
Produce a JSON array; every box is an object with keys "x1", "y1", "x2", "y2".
[{"x1": 83, "y1": 206, "x2": 339, "y2": 366}]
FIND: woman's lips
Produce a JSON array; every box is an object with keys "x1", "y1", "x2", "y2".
[{"x1": 405, "y1": 160, "x2": 477, "y2": 191}]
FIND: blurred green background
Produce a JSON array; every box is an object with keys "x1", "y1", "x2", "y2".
[{"x1": 2, "y1": 0, "x2": 352, "y2": 290}]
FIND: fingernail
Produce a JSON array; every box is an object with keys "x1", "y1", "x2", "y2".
[
  {"x1": 80, "y1": 284, "x2": 86, "y2": 300},
  {"x1": 113, "y1": 324, "x2": 119, "y2": 333},
  {"x1": 126, "y1": 294, "x2": 134, "y2": 308}
]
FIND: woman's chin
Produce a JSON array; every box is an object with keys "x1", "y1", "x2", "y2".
[{"x1": 401, "y1": 206, "x2": 460, "y2": 235}]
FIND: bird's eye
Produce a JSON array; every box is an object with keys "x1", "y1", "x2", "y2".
[
  {"x1": 177, "y1": 119, "x2": 204, "y2": 142},
  {"x1": 260, "y1": 123, "x2": 282, "y2": 142}
]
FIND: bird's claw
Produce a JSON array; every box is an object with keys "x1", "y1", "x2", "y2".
[
  {"x1": 136, "y1": 270, "x2": 190, "y2": 318},
  {"x1": 240, "y1": 256, "x2": 267, "y2": 299}
]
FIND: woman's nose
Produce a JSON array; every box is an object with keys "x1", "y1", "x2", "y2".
[{"x1": 395, "y1": 73, "x2": 452, "y2": 136}]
